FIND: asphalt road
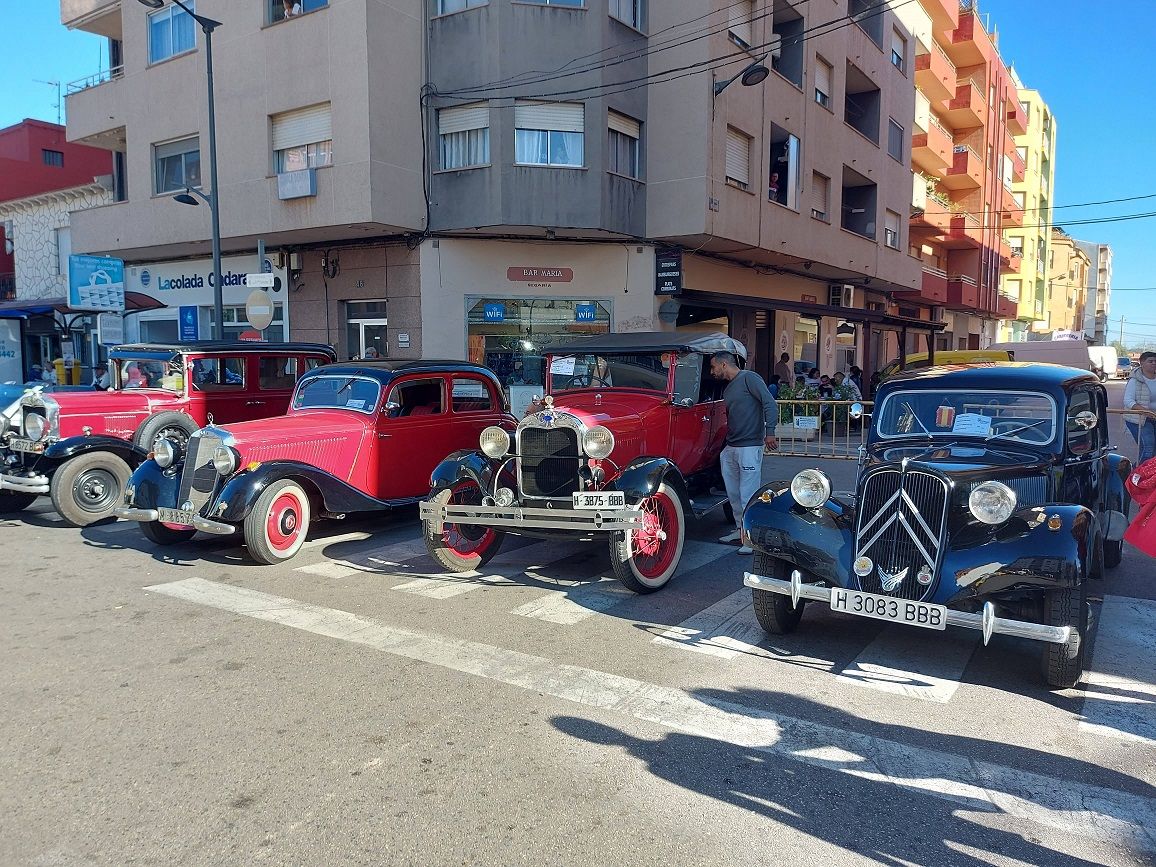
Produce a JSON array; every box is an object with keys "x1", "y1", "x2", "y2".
[{"x1": 1, "y1": 381, "x2": 1154, "y2": 867}]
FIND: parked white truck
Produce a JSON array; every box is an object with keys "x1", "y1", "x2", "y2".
[{"x1": 986, "y1": 340, "x2": 1117, "y2": 380}]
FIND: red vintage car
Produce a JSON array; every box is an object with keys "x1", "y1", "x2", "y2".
[
  {"x1": 420, "y1": 332, "x2": 743, "y2": 592},
  {"x1": 0, "y1": 341, "x2": 336, "y2": 525},
  {"x1": 116, "y1": 360, "x2": 515, "y2": 564}
]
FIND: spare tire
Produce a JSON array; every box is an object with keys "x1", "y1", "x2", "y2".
[{"x1": 134, "y1": 412, "x2": 199, "y2": 451}]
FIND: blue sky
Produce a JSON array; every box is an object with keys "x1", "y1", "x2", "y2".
[{"x1": 2, "y1": 1, "x2": 1153, "y2": 345}]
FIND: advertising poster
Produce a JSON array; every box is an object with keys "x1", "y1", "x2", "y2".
[{"x1": 68, "y1": 254, "x2": 126, "y2": 312}]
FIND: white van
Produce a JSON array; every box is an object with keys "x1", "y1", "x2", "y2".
[
  {"x1": 986, "y1": 340, "x2": 1097, "y2": 374},
  {"x1": 1087, "y1": 346, "x2": 1118, "y2": 381}
]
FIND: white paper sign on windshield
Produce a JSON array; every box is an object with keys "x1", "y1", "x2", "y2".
[
  {"x1": 951, "y1": 412, "x2": 992, "y2": 436},
  {"x1": 549, "y1": 356, "x2": 576, "y2": 375}
]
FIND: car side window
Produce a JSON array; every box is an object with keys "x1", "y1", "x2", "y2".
[
  {"x1": 306, "y1": 357, "x2": 326, "y2": 371},
  {"x1": 452, "y1": 377, "x2": 493, "y2": 413},
  {"x1": 672, "y1": 354, "x2": 704, "y2": 404},
  {"x1": 1066, "y1": 389, "x2": 1095, "y2": 456},
  {"x1": 259, "y1": 356, "x2": 298, "y2": 390},
  {"x1": 192, "y1": 357, "x2": 245, "y2": 391},
  {"x1": 386, "y1": 378, "x2": 445, "y2": 417}
]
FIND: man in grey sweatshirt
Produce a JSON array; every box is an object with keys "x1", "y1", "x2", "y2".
[{"x1": 709, "y1": 351, "x2": 779, "y2": 554}]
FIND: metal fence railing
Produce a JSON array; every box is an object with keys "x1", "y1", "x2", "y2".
[{"x1": 773, "y1": 399, "x2": 871, "y2": 459}]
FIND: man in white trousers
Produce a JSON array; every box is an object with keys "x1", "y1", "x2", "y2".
[{"x1": 709, "y1": 352, "x2": 779, "y2": 554}]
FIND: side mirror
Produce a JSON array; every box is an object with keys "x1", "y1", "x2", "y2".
[
  {"x1": 678, "y1": 397, "x2": 694, "y2": 408},
  {"x1": 383, "y1": 401, "x2": 402, "y2": 418},
  {"x1": 849, "y1": 402, "x2": 864, "y2": 420},
  {"x1": 1074, "y1": 410, "x2": 1098, "y2": 431}
]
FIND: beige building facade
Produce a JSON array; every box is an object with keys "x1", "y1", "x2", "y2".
[{"x1": 1045, "y1": 228, "x2": 1089, "y2": 338}]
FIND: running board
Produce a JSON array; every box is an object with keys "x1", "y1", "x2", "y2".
[{"x1": 689, "y1": 494, "x2": 729, "y2": 519}]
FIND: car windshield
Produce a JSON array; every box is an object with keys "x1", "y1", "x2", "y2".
[
  {"x1": 547, "y1": 353, "x2": 671, "y2": 393},
  {"x1": 112, "y1": 357, "x2": 182, "y2": 392},
  {"x1": 292, "y1": 375, "x2": 381, "y2": 414},
  {"x1": 876, "y1": 389, "x2": 1058, "y2": 445}
]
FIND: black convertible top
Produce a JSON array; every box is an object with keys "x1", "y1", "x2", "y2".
[{"x1": 544, "y1": 331, "x2": 747, "y2": 359}]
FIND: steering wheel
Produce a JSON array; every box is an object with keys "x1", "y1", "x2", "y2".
[{"x1": 989, "y1": 418, "x2": 1051, "y2": 444}]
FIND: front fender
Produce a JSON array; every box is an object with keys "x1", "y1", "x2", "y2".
[
  {"x1": 743, "y1": 482, "x2": 856, "y2": 586},
  {"x1": 610, "y1": 456, "x2": 687, "y2": 505},
  {"x1": 213, "y1": 461, "x2": 391, "y2": 521},
  {"x1": 44, "y1": 435, "x2": 150, "y2": 469},
  {"x1": 428, "y1": 450, "x2": 499, "y2": 495},
  {"x1": 126, "y1": 459, "x2": 178, "y2": 510}
]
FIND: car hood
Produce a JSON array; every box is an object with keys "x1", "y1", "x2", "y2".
[
  {"x1": 21, "y1": 388, "x2": 163, "y2": 439},
  {"x1": 867, "y1": 442, "x2": 1051, "y2": 480},
  {"x1": 215, "y1": 410, "x2": 369, "y2": 480}
]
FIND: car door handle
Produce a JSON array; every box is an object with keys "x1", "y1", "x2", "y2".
[
  {"x1": 701, "y1": 416, "x2": 710, "y2": 422},
  {"x1": 245, "y1": 400, "x2": 265, "y2": 406},
  {"x1": 378, "y1": 433, "x2": 391, "y2": 439}
]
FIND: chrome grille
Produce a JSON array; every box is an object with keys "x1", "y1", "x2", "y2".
[
  {"x1": 518, "y1": 427, "x2": 580, "y2": 499},
  {"x1": 178, "y1": 432, "x2": 223, "y2": 514},
  {"x1": 1004, "y1": 475, "x2": 1047, "y2": 508},
  {"x1": 855, "y1": 468, "x2": 949, "y2": 601}
]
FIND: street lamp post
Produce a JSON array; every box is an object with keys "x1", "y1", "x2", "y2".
[{"x1": 137, "y1": 0, "x2": 224, "y2": 339}]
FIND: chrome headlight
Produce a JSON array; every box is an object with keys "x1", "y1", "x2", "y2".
[
  {"x1": 969, "y1": 481, "x2": 1016, "y2": 525},
  {"x1": 479, "y1": 426, "x2": 510, "y2": 459},
  {"x1": 153, "y1": 438, "x2": 179, "y2": 468},
  {"x1": 582, "y1": 425, "x2": 615, "y2": 459},
  {"x1": 212, "y1": 445, "x2": 238, "y2": 476},
  {"x1": 790, "y1": 469, "x2": 831, "y2": 509},
  {"x1": 24, "y1": 413, "x2": 47, "y2": 441}
]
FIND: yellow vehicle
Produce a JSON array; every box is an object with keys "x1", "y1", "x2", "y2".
[{"x1": 879, "y1": 349, "x2": 1013, "y2": 380}]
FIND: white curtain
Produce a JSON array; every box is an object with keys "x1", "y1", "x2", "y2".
[{"x1": 441, "y1": 128, "x2": 489, "y2": 169}]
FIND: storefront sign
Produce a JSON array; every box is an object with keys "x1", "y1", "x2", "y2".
[
  {"x1": 483, "y1": 304, "x2": 506, "y2": 323},
  {"x1": 397, "y1": 332, "x2": 410, "y2": 348},
  {"x1": 97, "y1": 313, "x2": 124, "y2": 346},
  {"x1": 801, "y1": 294, "x2": 818, "y2": 304},
  {"x1": 506, "y1": 267, "x2": 574, "y2": 283},
  {"x1": 655, "y1": 248, "x2": 682, "y2": 295},
  {"x1": 575, "y1": 304, "x2": 597, "y2": 322},
  {"x1": 179, "y1": 306, "x2": 199, "y2": 341},
  {"x1": 68, "y1": 254, "x2": 125, "y2": 312}
]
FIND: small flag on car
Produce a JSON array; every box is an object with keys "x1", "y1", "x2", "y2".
[{"x1": 936, "y1": 405, "x2": 955, "y2": 428}]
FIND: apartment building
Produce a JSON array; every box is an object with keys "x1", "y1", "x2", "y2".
[
  {"x1": 1045, "y1": 228, "x2": 1088, "y2": 338},
  {"x1": 61, "y1": 0, "x2": 923, "y2": 383},
  {"x1": 1075, "y1": 240, "x2": 1112, "y2": 343},
  {"x1": 896, "y1": 0, "x2": 1021, "y2": 351},
  {"x1": 997, "y1": 73, "x2": 1057, "y2": 340}
]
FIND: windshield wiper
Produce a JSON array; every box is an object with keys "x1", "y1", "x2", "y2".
[
  {"x1": 986, "y1": 418, "x2": 1051, "y2": 441},
  {"x1": 901, "y1": 402, "x2": 933, "y2": 437},
  {"x1": 335, "y1": 377, "x2": 358, "y2": 397}
]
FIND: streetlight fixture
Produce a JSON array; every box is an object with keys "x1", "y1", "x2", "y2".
[
  {"x1": 713, "y1": 56, "x2": 771, "y2": 96},
  {"x1": 137, "y1": 0, "x2": 225, "y2": 339}
]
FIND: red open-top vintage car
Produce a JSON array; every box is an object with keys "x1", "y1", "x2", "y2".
[{"x1": 420, "y1": 332, "x2": 743, "y2": 592}]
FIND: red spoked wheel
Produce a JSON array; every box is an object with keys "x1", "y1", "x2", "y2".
[
  {"x1": 422, "y1": 482, "x2": 505, "y2": 573},
  {"x1": 244, "y1": 479, "x2": 312, "y2": 564},
  {"x1": 609, "y1": 481, "x2": 686, "y2": 593}
]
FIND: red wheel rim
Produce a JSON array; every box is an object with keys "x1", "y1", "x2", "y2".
[
  {"x1": 630, "y1": 491, "x2": 679, "y2": 580},
  {"x1": 443, "y1": 482, "x2": 497, "y2": 558},
  {"x1": 266, "y1": 490, "x2": 305, "y2": 552}
]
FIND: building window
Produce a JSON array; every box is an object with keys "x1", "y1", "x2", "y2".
[
  {"x1": 840, "y1": 165, "x2": 877, "y2": 239},
  {"x1": 439, "y1": 102, "x2": 490, "y2": 170},
  {"x1": 345, "y1": 300, "x2": 387, "y2": 360},
  {"x1": 844, "y1": 62, "x2": 880, "y2": 144},
  {"x1": 1019, "y1": 100, "x2": 1030, "y2": 122},
  {"x1": 771, "y1": 2, "x2": 805, "y2": 88},
  {"x1": 849, "y1": 0, "x2": 883, "y2": 46},
  {"x1": 609, "y1": 0, "x2": 642, "y2": 29},
  {"x1": 607, "y1": 111, "x2": 641, "y2": 179},
  {"x1": 42, "y1": 149, "x2": 64, "y2": 168},
  {"x1": 814, "y1": 57, "x2": 832, "y2": 109},
  {"x1": 54, "y1": 227, "x2": 71, "y2": 275},
  {"x1": 519, "y1": 0, "x2": 585, "y2": 5},
  {"x1": 153, "y1": 136, "x2": 200, "y2": 194},
  {"x1": 811, "y1": 171, "x2": 830, "y2": 221},
  {"x1": 514, "y1": 101, "x2": 584, "y2": 167},
  {"x1": 272, "y1": 103, "x2": 333, "y2": 173},
  {"x1": 768, "y1": 124, "x2": 799, "y2": 209},
  {"x1": 890, "y1": 28, "x2": 906, "y2": 73},
  {"x1": 729, "y1": 0, "x2": 753, "y2": 49},
  {"x1": 725, "y1": 127, "x2": 751, "y2": 190},
  {"x1": 887, "y1": 118, "x2": 903, "y2": 162},
  {"x1": 147, "y1": 1, "x2": 196, "y2": 64},
  {"x1": 884, "y1": 209, "x2": 901, "y2": 249},
  {"x1": 269, "y1": 0, "x2": 328, "y2": 23}
]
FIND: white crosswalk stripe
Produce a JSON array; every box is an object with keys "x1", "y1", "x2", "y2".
[
  {"x1": 1079, "y1": 595, "x2": 1156, "y2": 746},
  {"x1": 295, "y1": 537, "x2": 432, "y2": 578},
  {"x1": 391, "y1": 539, "x2": 593, "y2": 599}
]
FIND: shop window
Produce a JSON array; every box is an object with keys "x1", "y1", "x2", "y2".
[
  {"x1": 259, "y1": 356, "x2": 298, "y2": 390},
  {"x1": 387, "y1": 378, "x2": 445, "y2": 416},
  {"x1": 794, "y1": 317, "x2": 819, "y2": 382},
  {"x1": 771, "y1": 0, "x2": 805, "y2": 88},
  {"x1": 725, "y1": 127, "x2": 751, "y2": 190},
  {"x1": 452, "y1": 377, "x2": 494, "y2": 412},
  {"x1": 272, "y1": 103, "x2": 333, "y2": 173},
  {"x1": 514, "y1": 101, "x2": 584, "y2": 167},
  {"x1": 269, "y1": 0, "x2": 328, "y2": 23},
  {"x1": 345, "y1": 300, "x2": 387, "y2": 360},
  {"x1": 439, "y1": 102, "x2": 490, "y2": 170},
  {"x1": 608, "y1": 111, "x2": 641, "y2": 179},
  {"x1": 148, "y1": 1, "x2": 195, "y2": 64},
  {"x1": 768, "y1": 123, "x2": 799, "y2": 209},
  {"x1": 153, "y1": 136, "x2": 200, "y2": 194}
]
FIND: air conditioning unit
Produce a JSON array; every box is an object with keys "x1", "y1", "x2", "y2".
[{"x1": 829, "y1": 284, "x2": 855, "y2": 308}]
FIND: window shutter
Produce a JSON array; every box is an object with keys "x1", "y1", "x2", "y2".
[
  {"x1": 439, "y1": 102, "x2": 490, "y2": 135},
  {"x1": 815, "y1": 59, "x2": 832, "y2": 96},
  {"x1": 725, "y1": 129, "x2": 749, "y2": 185},
  {"x1": 729, "y1": 0, "x2": 753, "y2": 47},
  {"x1": 154, "y1": 137, "x2": 197, "y2": 160},
  {"x1": 272, "y1": 103, "x2": 333, "y2": 151},
  {"x1": 891, "y1": 29, "x2": 905, "y2": 61},
  {"x1": 514, "y1": 101, "x2": 584, "y2": 133},
  {"x1": 607, "y1": 111, "x2": 640, "y2": 139}
]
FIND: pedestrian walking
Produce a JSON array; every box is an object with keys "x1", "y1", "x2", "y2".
[
  {"x1": 709, "y1": 351, "x2": 778, "y2": 554},
  {"x1": 1124, "y1": 351, "x2": 1156, "y2": 465}
]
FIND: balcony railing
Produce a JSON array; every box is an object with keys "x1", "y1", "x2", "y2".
[{"x1": 66, "y1": 65, "x2": 124, "y2": 94}]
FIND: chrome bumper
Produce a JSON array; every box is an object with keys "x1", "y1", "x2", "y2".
[
  {"x1": 0, "y1": 472, "x2": 49, "y2": 494},
  {"x1": 114, "y1": 506, "x2": 236, "y2": 536},
  {"x1": 743, "y1": 569, "x2": 1072, "y2": 645},
  {"x1": 419, "y1": 500, "x2": 644, "y2": 533}
]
